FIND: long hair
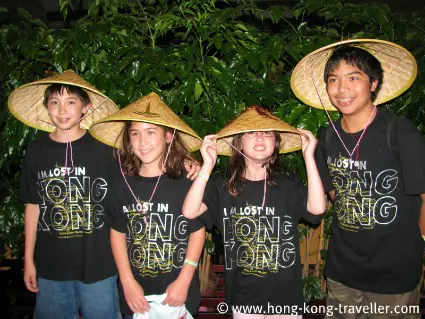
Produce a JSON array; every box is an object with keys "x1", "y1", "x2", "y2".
[
  {"x1": 226, "y1": 132, "x2": 281, "y2": 197},
  {"x1": 118, "y1": 122, "x2": 198, "y2": 178}
]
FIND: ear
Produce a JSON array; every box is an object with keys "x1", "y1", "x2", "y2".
[
  {"x1": 165, "y1": 130, "x2": 173, "y2": 144},
  {"x1": 82, "y1": 103, "x2": 91, "y2": 115},
  {"x1": 370, "y1": 80, "x2": 378, "y2": 92}
]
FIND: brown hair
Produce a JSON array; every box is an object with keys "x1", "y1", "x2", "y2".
[
  {"x1": 118, "y1": 122, "x2": 198, "y2": 178},
  {"x1": 43, "y1": 83, "x2": 91, "y2": 107},
  {"x1": 226, "y1": 132, "x2": 281, "y2": 196}
]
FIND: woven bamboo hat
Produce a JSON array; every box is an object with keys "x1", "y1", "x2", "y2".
[
  {"x1": 90, "y1": 92, "x2": 202, "y2": 151},
  {"x1": 290, "y1": 39, "x2": 417, "y2": 111},
  {"x1": 8, "y1": 70, "x2": 118, "y2": 131},
  {"x1": 216, "y1": 105, "x2": 302, "y2": 156}
]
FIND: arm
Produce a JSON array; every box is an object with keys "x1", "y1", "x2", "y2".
[
  {"x1": 24, "y1": 203, "x2": 40, "y2": 293},
  {"x1": 163, "y1": 227, "x2": 206, "y2": 306},
  {"x1": 419, "y1": 194, "x2": 425, "y2": 236},
  {"x1": 110, "y1": 228, "x2": 150, "y2": 314},
  {"x1": 182, "y1": 135, "x2": 217, "y2": 219},
  {"x1": 297, "y1": 129, "x2": 327, "y2": 215}
]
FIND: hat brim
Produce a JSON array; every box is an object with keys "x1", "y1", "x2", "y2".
[
  {"x1": 290, "y1": 39, "x2": 417, "y2": 110},
  {"x1": 7, "y1": 70, "x2": 118, "y2": 131}
]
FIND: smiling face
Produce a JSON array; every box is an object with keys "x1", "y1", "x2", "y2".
[
  {"x1": 240, "y1": 131, "x2": 277, "y2": 164},
  {"x1": 128, "y1": 122, "x2": 171, "y2": 174},
  {"x1": 46, "y1": 91, "x2": 89, "y2": 133},
  {"x1": 326, "y1": 60, "x2": 378, "y2": 117}
]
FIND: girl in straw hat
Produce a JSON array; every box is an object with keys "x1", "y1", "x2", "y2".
[
  {"x1": 10, "y1": 71, "x2": 121, "y2": 318},
  {"x1": 90, "y1": 92, "x2": 205, "y2": 319},
  {"x1": 182, "y1": 105, "x2": 327, "y2": 318},
  {"x1": 291, "y1": 40, "x2": 425, "y2": 318}
]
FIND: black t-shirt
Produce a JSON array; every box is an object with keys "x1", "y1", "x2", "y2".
[
  {"x1": 19, "y1": 132, "x2": 118, "y2": 283},
  {"x1": 107, "y1": 174, "x2": 204, "y2": 315},
  {"x1": 315, "y1": 109, "x2": 425, "y2": 294},
  {"x1": 202, "y1": 172, "x2": 321, "y2": 314}
]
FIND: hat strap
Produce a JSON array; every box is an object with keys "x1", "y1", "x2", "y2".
[
  {"x1": 308, "y1": 63, "x2": 394, "y2": 159},
  {"x1": 222, "y1": 138, "x2": 268, "y2": 209},
  {"x1": 117, "y1": 129, "x2": 177, "y2": 225}
]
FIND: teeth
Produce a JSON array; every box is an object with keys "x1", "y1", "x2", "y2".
[
  {"x1": 254, "y1": 146, "x2": 265, "y2": 151},
  {"x1": 338, "y1": 98, "x2": 353, "y2": 103}
]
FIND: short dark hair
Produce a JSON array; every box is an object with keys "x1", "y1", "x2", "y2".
[
  {"x1": 43, "y1": 83, "x2": 91, "y2": 107},
  {"x1": 324, "y1": 46, "x2": 383, "y2": 101}
]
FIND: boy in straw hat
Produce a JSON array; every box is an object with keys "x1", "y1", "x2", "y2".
[
  {"x1": 182, "y1": 105, "x2": 327, "y2": 318},
  {"x1": 291, "y1": 39, "x2": 425, "y2": 317},
  {"x1": 8, "y1": 70, "x2": 122, "y2": 318},
  {"x1": 90, "y1": 92, "x2": 205, "y2": 319}
]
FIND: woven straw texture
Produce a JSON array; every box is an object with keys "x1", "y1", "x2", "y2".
[
  {"x1": 216, "y1": 106, "x2": 301, "y2": 156},
  {"x1": 8, "y1": 70, "x2": 118, "y2": 131},
  {"x1": 90, "y1": 92, "x2": 202, "y2": 151},
  {"x1": 290, "y1": 39, "x2": 417, "y2": 111}
]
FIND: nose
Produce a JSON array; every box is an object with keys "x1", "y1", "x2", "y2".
[
  {"x1": 338, "y1": 78, "x2": 350, "y2": 92},
  {"x1": 57, "y1": 101, "x2": 67, "y2": 114},
  {"x1": 255, "y1": 132, "x2": 265, "y2": 140}
]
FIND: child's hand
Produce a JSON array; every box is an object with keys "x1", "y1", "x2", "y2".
[
  {"x1": 297, "y1": 128, "x2": 318, "y2": 159},
  {"x1": 200, "y1": 135, "x2": 217, "y2": 172},
  {"x1": 184, "y1": 159, "x2": 201, "y2": 180},
  {"x1": 163, "y1": 278, "x2": 189, "y2": 307},
  {"x1": 24, "y1": 261, "x2": 39, "y2": 293},
  {"x1": 122, "y1": 278, "x2": 150, "y2": 314}
]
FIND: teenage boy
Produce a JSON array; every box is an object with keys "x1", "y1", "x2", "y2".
[
  {"x1": 8, "y1": 70, "x2": 121, "y2": 318},
  {"x1": 291, "y1": 40, "x2": 425, "y2": 318}
]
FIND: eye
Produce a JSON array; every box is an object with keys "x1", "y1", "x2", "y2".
[
  {"x1": 245, "y1": 132, "x2": 256, "y2": 136},
  {"x1": 264, "y1": 132, "x2": 274, "y2": 137},
  {"x1": 327, "y1": 78, "x2": 337, "y2": 83},
  {"x1": 148, "y1": 130, "x2": 155, "y2": 135},
  {"x1": 130, "y1": 131, "x2": 139, "y2": 137},
  {"x1": 349, "y1": 76, "x2": 359, "y2": 81}
]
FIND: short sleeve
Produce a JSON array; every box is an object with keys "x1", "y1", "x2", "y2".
[
  {"x1": 187, "y1": 217, "x2": 205, "y2": 233},
  {"x1": 104, "y1": 184, "x2": 128, "y2": 233},
  {"x1": 19, "y1": 146, "x2": 42, "y2": 204},
  {"x1": 392, "y1": 116, "x2": 425, "y2": 195},
  {"x1": 315, "y1": 128, "x2": 334, "y2": 193},
  {"x1": 201, "y1": 173, "x2": 223, "y2": 229}
]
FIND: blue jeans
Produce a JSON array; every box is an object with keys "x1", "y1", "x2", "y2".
[{"x1": 35, "y1": 275, "x2": 121, "y2": 319}]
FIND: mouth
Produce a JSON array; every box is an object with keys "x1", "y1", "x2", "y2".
[
  {"x1": 336, "y1": 97, "x2": 355, "y2": 105},
  {"x1": 57, "y1": 117, "x2": 71, "y2": 123},
  {"x1": 138, "y1": 149, "x2": 152, "y2": 155},
  {"x1": 253, "y1": 145, "x2": 266, "y2": 151}
]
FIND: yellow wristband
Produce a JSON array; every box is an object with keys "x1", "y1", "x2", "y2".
[
  {"x1": 197, "y1": 171, "x2": 210, "y2": 181},
  {"x1": 184, "y1": 258, "x2": 198, "y2": 267}
]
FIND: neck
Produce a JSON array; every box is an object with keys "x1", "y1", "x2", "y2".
[
  {"x1": 243, "y1": 160, "x2": 267, "y2": 181},
  {"x1": 50, "y1": 127, "x2": 86, "y2": 143},
  {"x1": 341, "y1": 104, "x2": 377, "y2": 133},
  {"x1": 139, "y1": 162, "x2": 163, "y2": 178}
]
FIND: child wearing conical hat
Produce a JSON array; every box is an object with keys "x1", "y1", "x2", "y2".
[
  {"x1": 182, "y1": 105, "x2": 326, "y2": 318},
  {"x1": 291, "y1": 39, "x2": 425, "y2": 317},
  {"x1": 90, "y1": 92, "x2": 205, "y2": 319},
  {"x1": 9, "y1": 70, "x2": 121, "y2": 318}
]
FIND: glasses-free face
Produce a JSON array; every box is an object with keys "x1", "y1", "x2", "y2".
[
  {"x1": 46, "y1": 92, "x2": 89, "y2": 132},
  {"x1": 128, "y1": 122, "x2": 172, "y2": 172}
]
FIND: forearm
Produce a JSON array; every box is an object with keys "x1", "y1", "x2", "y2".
[
  {"x1": 305, "y1": 155, "x2": 327, "y2": 215},
  {"x1": 182, "y1": 164, "x2": 210, "y2": 219},
  {"x1": 419, "y1": 194, "x2": 425, "y2": 236},
  {"x1": 110, "y1": 228, "x2": 136, "y2": 285},
  {"x1": 176, "y1": 227, "x2": 205, "y2": 285},
  {"x1": 24, "y1": 204, "x2": 40, "y2": 265}
]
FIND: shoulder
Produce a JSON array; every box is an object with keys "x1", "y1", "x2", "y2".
[
  {"x1": 23, "y1": 133, "x2": 52, "y2": 155},
  {"x1": 86, "y1": 133, "x2": 115, "y2": 152},
  {"x1": 209, "y1": 171, "x2": 226, "y2": 187}
]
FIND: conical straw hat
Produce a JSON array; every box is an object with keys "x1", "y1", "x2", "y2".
[
  {"x1": 90, "y1": 92, "x2": 202, "y2": 151},
  {"x1": 290, "y1": 39, "x2": 417, "y2": 111},
  {"x1": 8, "y1": 70, "x2": 119, "y2": 131},
  {"x1": 216, "y1": 105, "x2": 302, "y2": 156}
]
